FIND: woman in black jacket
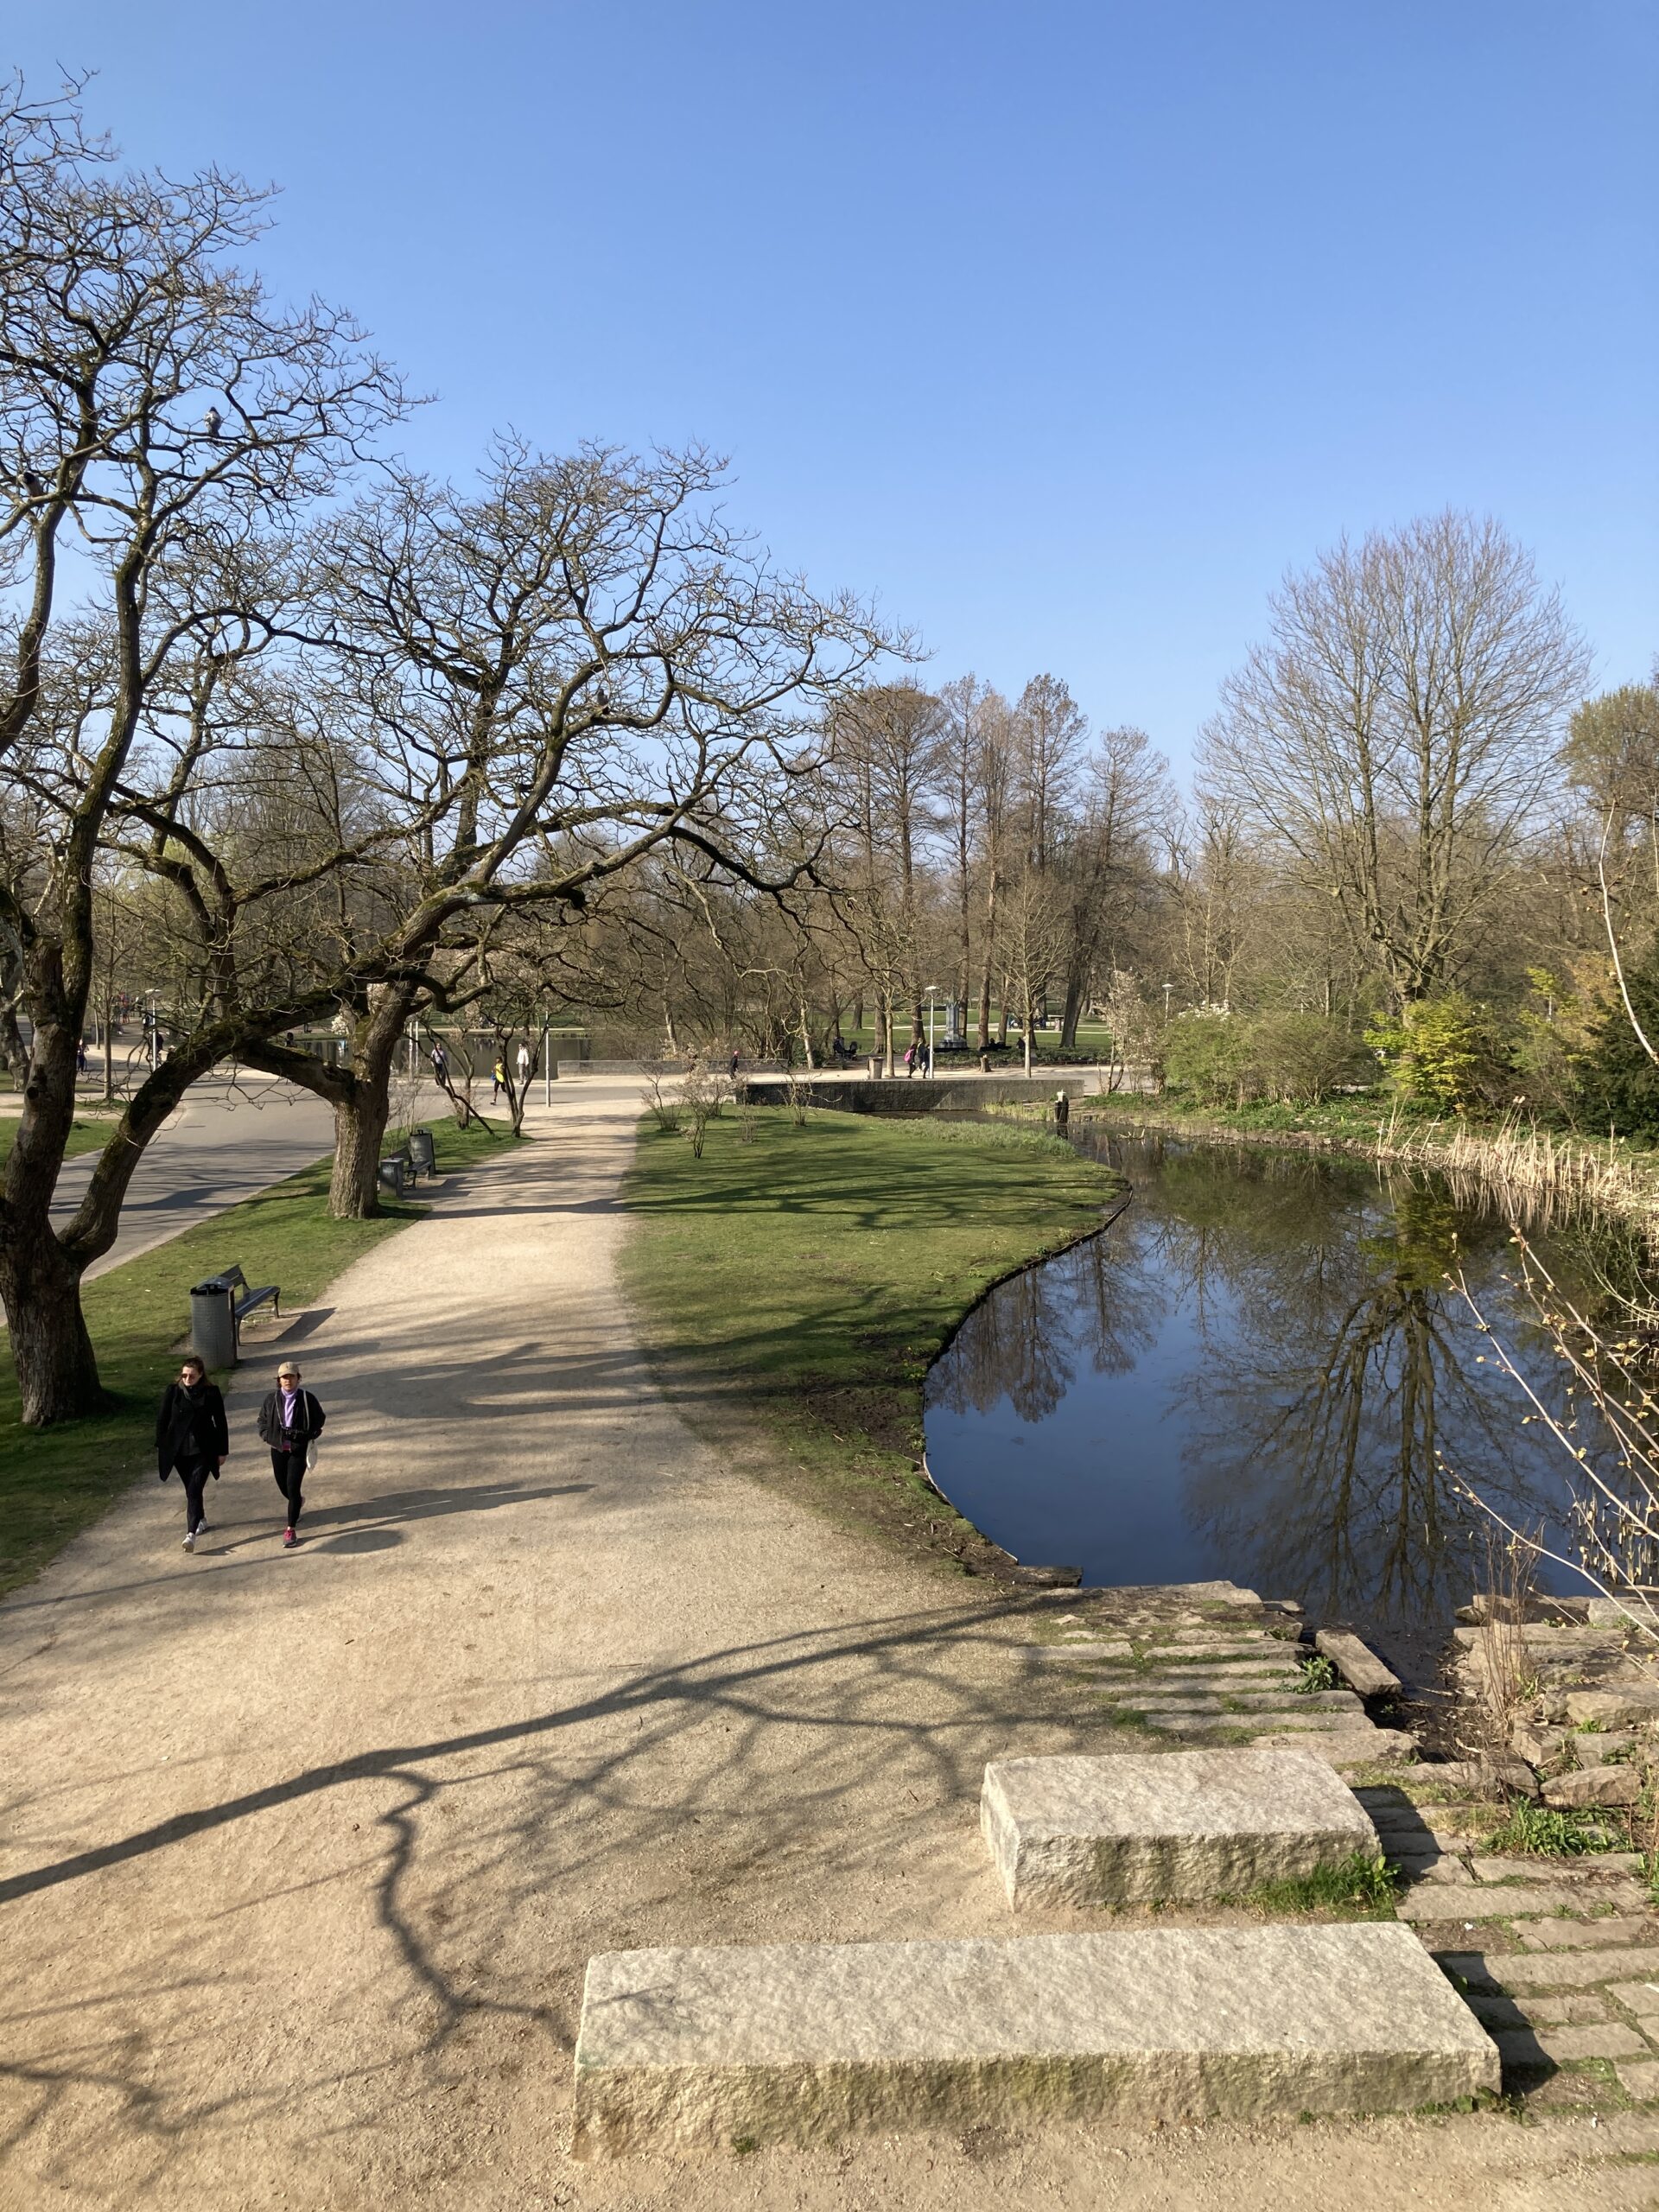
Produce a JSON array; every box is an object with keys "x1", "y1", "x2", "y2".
[
  {"x1": 257, "y1": 1361, "x2": 327, "y2": 1548},
  {"x1": 156, "y1": 1357, "x2": 230, "y2": 1553}
]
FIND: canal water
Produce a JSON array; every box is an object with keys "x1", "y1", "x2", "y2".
[{"x1": 923, "y1": 1128, "x2": 1612, "y2": 1680}]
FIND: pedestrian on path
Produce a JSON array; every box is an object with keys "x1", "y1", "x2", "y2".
[
  {"x1": 257, "y1": 1360, "x2": 327, "y2": 1548},
  {"x1": 516, "y1": 1039, "x2": 531, "y2": 1088},
  {"x1": 492, "y1": 1057, "x2": 506, "y2": 1100},
  {"x1": 156, "y1": 1356, "x2": 228, "y2": 1553}
]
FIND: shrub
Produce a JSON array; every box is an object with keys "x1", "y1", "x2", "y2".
[
  {"x1": 1580, "y1": 936, "x2": 1659, "y2": 1141},
  {"x1": 1161, "y1": 1012, "x2": 1255, "y2": 1106},
  {"x1": 1367, "y1": 995, "x2": 1505, "y2": 1112},
  {"x1": 1249, "y1": 1013, "x2": 1371, "y2": 1105}
]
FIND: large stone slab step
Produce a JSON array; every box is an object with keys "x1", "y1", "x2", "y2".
[
  {"x1": 573, "y1": 1924, "x2": 1498, "y2": 2156},
  {"x1": 981, "y1": 1750, "x2": 1379, "y2": 1907}
]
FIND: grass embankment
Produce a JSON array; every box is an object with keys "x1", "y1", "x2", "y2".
[
  {"x1": 1001, "y1": 1089, "x2": 1659, "y2": 1236},
  {"x1": 620, "y1": 1108, "x2": 1123, "y2": 1578},
  {"x1": 0, "y1": 1116, "x2": 514, "y2": 1597},
  {"x1": 0, "y1": 1117, "x2": 113, "y2": 1166}
]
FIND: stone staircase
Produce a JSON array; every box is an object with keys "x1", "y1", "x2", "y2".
[
  {"x1": 1026, "y1": 1592, "x2": 1416, "y2": 1773},
  {"x1": 573, "y1": 1700, "x2": 1498, "y2": 2156},
  {"x1": 573, "y1": 1922, "x2": 1497, "y2": 2157}
]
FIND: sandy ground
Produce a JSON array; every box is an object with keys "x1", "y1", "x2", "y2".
[{"x1": 3, "y1": 1078, "x2": 1656, "y2": 2210}]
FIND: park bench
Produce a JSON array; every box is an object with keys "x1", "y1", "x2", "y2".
[
  {"x1": 189, "y1": 1263, "x2": 280, "y2": 1366},
  {"x1": 199, "y1": 1263, "x2": 281, "y2": 1328}
]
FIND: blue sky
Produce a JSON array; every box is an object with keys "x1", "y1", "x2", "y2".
[{"x1": 15, "y1": 3, "x2": 1657, "y2": 774}]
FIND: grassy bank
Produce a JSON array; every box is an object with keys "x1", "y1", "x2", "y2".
[
  {"x1": 1001, "y1": 1090, "x2": 1659, "y2": 1239},
  {"x1": 620, "y1": 1107, "x2": 1123, "y2": 1577},
  {"x1": 0, "y1": 1117, "x2": 113, "y2": 1166},
  {"x1": 0, "y1": 1116, "x2": 515, "y2": 1597}
]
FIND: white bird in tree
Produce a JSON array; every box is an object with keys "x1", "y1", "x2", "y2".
[{"x1": 202, "y1": 406, "x2": 222, "y2": 439}]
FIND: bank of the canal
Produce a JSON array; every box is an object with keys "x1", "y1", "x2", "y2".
[
  {"x1": 619, "y1": 1107, "x2": 1124, "y2": 1578},
  {"x1": 924, "y1": 1125, "x2": 1604, "y2": 1688}
]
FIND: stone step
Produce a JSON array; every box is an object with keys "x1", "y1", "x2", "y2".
[
  {"x1": 981, "y1": 1750, "x2": 1379, "y2": 1907},
  {"x1": 1396, "y1": 1878, "x2": 1649, "y2": 1923},
  {"x1": 1114, "y1": 1690, "x2": 1363, "y2": 1715},
  {"x1": 1096, "y1": 1667, "x2": 1304, "y2": 1690},
  {"x1": 1315, "y1": 1629, "x2": 1402, "y2": 1700},
  {"x1": 1254, "y1": 1728, "x2": 1417, "y2": 1766},
  {"x1": 1146, "y1": 1713, "x2": 1382, "y2": 1738},
  {"x1": 1437, "y1": 1944, "x2": 1659, "y2": 1992},
  {"x1": 573, "y1": 1924, "x2": 1498, "y2": 2155}
]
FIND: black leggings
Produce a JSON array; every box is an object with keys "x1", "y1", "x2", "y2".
[
  {"x1": 271, "y1": 1448, "x2": 305, "y2": 1529},
  {"x1": 178, "y1": 1455, "x2": 213, "y2": 1532}
]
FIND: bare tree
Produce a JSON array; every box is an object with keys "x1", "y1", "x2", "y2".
[
  {"x1": 242, "y1": 442, "x2": 891, "y2": 1206},
  {"x1": 1200, "y1": 512, "x2": 1590, "y2": 1012},
  {"x1": 825, "y1": 682, "x2": 942, "y2": 1071},
  {"x1": 0, "y1": 80, "x2": 404, "y2": 1421}
]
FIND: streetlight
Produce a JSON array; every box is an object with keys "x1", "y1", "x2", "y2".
[
  {"x1": 1161, "y1": 982, "x2": 1173, "y2": 1025},
  {"x1": 924, "y1": 985, "x2": 942, "y2": 1077}
]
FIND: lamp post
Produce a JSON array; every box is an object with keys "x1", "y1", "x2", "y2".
[
  {"x1": 1161, "y1": 982, "x2": 1173, "y2": 1025},
  {"x1": 924, "y1": 984, "x2": 941, "y2": 1077}
]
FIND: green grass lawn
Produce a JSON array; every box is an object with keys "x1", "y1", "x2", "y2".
[
  {"x1": 0, "y1": 1116, "x2": 514, "y2": 1596},
  {"x1": 0, "y1": 1116, "x2": 115, "y2": 1166},
  {"x1": 620, "y1": 1107, "x2": 1122, "y2": 1573}
]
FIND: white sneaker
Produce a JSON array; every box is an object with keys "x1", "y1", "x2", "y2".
[{"x1": 182, "y1": 1530, "x2": 196, "y2": 1553}]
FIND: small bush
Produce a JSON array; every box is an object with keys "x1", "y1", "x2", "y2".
[
  {"x1": 1249, "y1": 1013, "x2": 1371, "y2": 1105},
  {"x1": 1367, "y1": 995, "x2": 1506, "y2": 1113},
  {"x1": 1580, "y1": 935, "x2": 1659, "y2": 1141},
  {"x1": 1161, "y1": 1012, "x2": 1255, "y2": 1106}
]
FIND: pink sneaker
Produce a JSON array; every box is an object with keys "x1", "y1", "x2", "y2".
[{"x1": 283, "y1": 1528, "x2": 298, "y2": 1548}]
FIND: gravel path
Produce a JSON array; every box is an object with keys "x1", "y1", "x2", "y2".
[{"x1": 2, "y1": 1079, "x2": 1655, "y2": 2209}]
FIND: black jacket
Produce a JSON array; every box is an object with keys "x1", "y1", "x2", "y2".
[
  {"x1": 156, "y1": 1380, "x2": 230, "y2": 1480},
  {"x1": 257, "y1": 1387, "x2": 327, "y2": 1452}
]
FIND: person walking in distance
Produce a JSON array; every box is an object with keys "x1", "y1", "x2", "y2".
[
  {"x1": 156, "y1": 1356, "x2": 228, "y2": 1553},
  {"x1": 258, "y1": 1361, "x2": 327, "y2": 1548}
]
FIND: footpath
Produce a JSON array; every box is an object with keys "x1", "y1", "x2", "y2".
[{"x1": 2, "y1": 1079, "x2": 1656, "y2": 2209}]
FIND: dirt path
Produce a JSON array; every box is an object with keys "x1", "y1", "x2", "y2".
[{"x1": 2, "y1": 1081, "x2": 1655, "y2": 2209}]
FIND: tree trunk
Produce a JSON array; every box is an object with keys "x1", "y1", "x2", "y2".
[
  {"x1": 0, "y1": 1221, "x2": 104, "y2": 1423},
  {"x1": 328, "y1": 1081, "x2": 391, "y2": 1217},
  {"x1": 0, "y1": 1004, "x2": 28, "y2": 1079}
]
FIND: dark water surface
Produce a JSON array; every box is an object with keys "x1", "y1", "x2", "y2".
[{"x1": 923, "y1": 1129, "x2": 1602, "y2": 1680}]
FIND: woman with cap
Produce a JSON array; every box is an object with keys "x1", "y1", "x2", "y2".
[
  {"x1": 155, "y1": 1355, "x2": 229, "y2": 1553},
  {"x1": 257, "y1": 1360, "x2": 327, "y2": 1548}
]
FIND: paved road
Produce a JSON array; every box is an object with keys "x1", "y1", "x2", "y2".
[
  {"x1": 35, "y1": 1073, "x2": 340, "y2": 1281},
  {"x1": 1, "y1": 1080, "x2": 1650, "y2": 2210}
]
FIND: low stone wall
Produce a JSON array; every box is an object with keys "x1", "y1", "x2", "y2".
[{"x1": 736, "y1": 1072, "x2": 1098, "y2": 1114}]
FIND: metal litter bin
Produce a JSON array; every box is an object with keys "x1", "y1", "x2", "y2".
[
  {"x1": 378, "y1": 1156, "x2": 408, "y2": 1197},
  {"x1": 408, "y1": 1128, "x2": 435, "y2": 1178},
  {"x1": 190, "y1": 1277, "x2": 237, "y2": 1369}
]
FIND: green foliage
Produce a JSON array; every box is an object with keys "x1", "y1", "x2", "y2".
[
  {"x1": 1161, "y1": 1012, "x2": 1255, "y2": 1106},
  {"x1": 1244, "y1": 1852, "x2": 1399, "y2": 1915},
  {"x1": 1366, "y1": 995, "x2": 1505, "y2": 1112},
  {"x1": 1162, "y1": 1011, "x2": 1369, "y2": 1109},
  {"x1": 1580, "y1": 935, "x2": 1659, "y2": 1141},
  {"x1": 1481, "y1": 1802, "x2": 1620, "y2": 1856},
  {"x1": 1248, "y1": 1013, "x2": 1371, "y2": 1105},
  {"x1": 1296, "y1": 1653, "x2": 1340, "y2": 1694}
]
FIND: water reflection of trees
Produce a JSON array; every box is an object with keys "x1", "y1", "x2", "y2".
[
  {"x1": 929, "y1": 1216, "x2": 1166, "y2": 1423},
  {"x1": 1175, "y1": 1171, "x2": 1560, "y2": 1627},
  {"x1": 930, "y1": 1135, "x2": 1583, "y2": 1629}
]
